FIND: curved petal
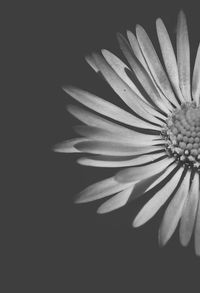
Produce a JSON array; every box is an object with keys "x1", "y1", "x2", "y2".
[
  {"x1": 75, "y1": 141, "x2": 165, "y2": 156},
  {"x1": 176, "y1": 10, "x2": 191, "y2": 102},
  {"x1": 179, "y1": 173, "x2": 199, "y2": 246},
  {"x1": 102, "y1": 49, "x2": 166, "y2": 121},
  {"x1": 101, "y1": 49, "x2": 144, "y2": 100},
  {"x1": 67, "y1": 104, "x2": 162, "y2": 136},
  {"x1": 127, "y1": 30, "x2": 150, "y2": 73},
  {"x1": 92, "y1": 52, "x2": 164, "y2": 129},
  {"x1": 78, "y1": 152, "x2": 165, "y2": 167},
  {"x1": 115, "y1": 157, "x2": 175, "y2": 183},
  {"x1": 159, "y1": 169, "x2": 191, "y2": 246},
  {"x1": 74, "y1": 125, "x2": 164, "y2": 145},
  {"x1": 97, "y1": 186, "x2": 134, "y2": 214},
  {"x1": 75, "y1": 177, "x2": 132, "y2": 203},
  {"x1": 117, "y1": 33, "x2": 172, "y2": 114},
  {"x1": 53, "y1": 138, "x2": 87, "y2": 153},
  {"x1": 133, "y1": 166, "x2": 184, "y2": 227},
  {"x1": 64, "y1": 86, "x2": 162, "y2": 129},
  {"x1": 156, "y1": 18, "x2": 184, "y2": 103},
  {"x1": 136, "y1": 24, "x2": 180, "y2": 108}
]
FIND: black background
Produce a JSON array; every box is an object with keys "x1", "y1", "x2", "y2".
[{"x1": 9, "y1": 0, "x2": 200, "y2": 292}]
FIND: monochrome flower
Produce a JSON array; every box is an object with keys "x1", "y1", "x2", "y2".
[{"x1": 55, "y1": 11, "x2": 200, "y2": 255}]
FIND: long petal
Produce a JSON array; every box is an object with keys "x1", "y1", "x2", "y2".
[
  {"x1": 176, "y1": 10, "x2": 191, "y2": 102},
  {"x1": 159, "y1": 169, "x2": 191, "y2": 246},
  {"x1": 67, "y1": 104, "x2": 161, "y2": 137},
  {"x1": 115, "y1": 157, "x2": 175, "y2": 183},
  {"x1": 102, "y1": 49, "x2": 166, "y2": 121},
  {"x1": 133, "y1": 166, "x2": 184, "y2": 227},
  {"x1": 192, "y1": 43, "x2": 200, "y2": 106},
  {"x1": 53, "y1": 138, "x2": 87, "y2": 153},
  {"x1": 136, "y1": 25, "x2": 180, "y2": 108},
  {"x1": 179, "y1": 173, "x2": 199, "y2": 246},
  {"x1": 97, "y1": 186, "x2": 134, "y2": 214},
  {"x1": 64, "y1": 86, "x2": 162, "y2": 129},
  {"x1": 101, "y1": 49, "x2": 144, "y2": 100},
  {"x1": 156, "y1": 18, "x2": 184, "y2": 103},
  {"x1": 74, "y1": 125, "x2": 164, "y2": 145},
  {"x1": 75, "y1": 177, "x2": 132, "y2": 203},
  {"x1": 117, "y1": 33, "x2": 172, "y2": 114},
  {"x1": 78, "y1": 152, "x2": 165, "y2": 167},
  {"x1": 127, "y1": 30, "x2": 150, "y2": 73},
  {"x1": 75, "y1": 141, "x2": 165, "y2": 156},
  {"x1": 92, "y1": 52, "x2": 163, "y2": 129}
]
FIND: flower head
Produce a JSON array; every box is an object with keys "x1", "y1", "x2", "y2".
[{"x1": 55, "y1": 11, "x2": 200, "y2": 256}]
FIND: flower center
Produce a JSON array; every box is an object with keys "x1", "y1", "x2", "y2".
[{"x1": 161, "y1": 102, "x2": 200, "y2": 171}]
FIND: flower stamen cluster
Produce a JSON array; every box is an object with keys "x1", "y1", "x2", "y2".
[{"x1": 162, "y1": 102, "x2": 200, "y2": 170}]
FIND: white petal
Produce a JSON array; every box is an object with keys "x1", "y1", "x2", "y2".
[
  {"x1": 53, "y1": 138, "x2": 87, "y2": 153},
  {"x1": 102, "y1": 49, "x2": 166, "y2": 122},
  {"x1": 64, "y1": 86, "x2": 162, "y2": 129},
  {"x1": 75, "y1": 125, "x2": 164, "y2": 146},
  {"x1": 75, "y1": 141, "x2": 164, "y2": 156},
  {"x1": 101, "y1": 49, "x2": 144, "y2": 100},
  {"x1": 78, "y1": 152, "x2": 165, "y2": 167},
  {"x1": 136, "y1": 25, "x2": 180, "y2": 108},
  {"x1": 75, "y1": 177, "x2": 132, "y2": 203},
  {"x1": 92, "y1": 52, "x2": 163, "y2": 130},
  {"x1": 179, "y1": 173, "x2": 199, "y2": 246},
  {"x1": 127, "y1": 30, "x2": 150, "y2": 73},
  {"x1": 192, "y1": 43, "x2": 200, "y2": 106},
  {"x1": 176, "y1": 10, "x2": 191, "y2": 102},
  {"x1": 156, "y1": 18, "x2": 184, "y2": 103},
  {"x1": 159, "y1": 170, "x2": 191, "y2": 246},
  {"x1": 127, "y1": 169, "x2": 166, "y2": 202},
  {"x1": 117, "y1": 33, "x2": 172, "y2": 114},
  {"x1": 145, "y1": 162, "x2": 178, "y2": 192},
  {"x1": 85, "y1": 55, "x2": 99, "y2": 72},
  {"x1": 68, "y1": 104, "x2": 159, "y2": 137},
  {"x1": 97, "y1": 186, "x2": 134, "y2": 214},
  {"x1": 134, "y1": 166, "x2": 184, "y2": 227},
  {"x1": 115, "y1": 157, "x2": 175, "y2": 183}
]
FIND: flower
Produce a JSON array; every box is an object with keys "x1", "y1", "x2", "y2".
[{"x1": 54, "y1": 11, "x2": 200, "y2": 256}]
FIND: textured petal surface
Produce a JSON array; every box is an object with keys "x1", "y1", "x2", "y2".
[
  {"x1": 179, "y1": 173, "x2": 199, "y2": 246},
  {"x1": 134, "y1": 166, "x2": 184, "y2": 227},
  {"x1": 117, "y1": 33, "x2": 172, "y2": 114},
  {"x1": 159, "y1": 170, "x2": 191, "y2": 246},
  {"x1": 97, "y1": 186, "x2": 134, "y2": 214},
  {"x1": 156, "y1": 18, "x2": 184, "y2": 103},
  {"x1": 92, "y1": 52, "x2": 163, "y2": 130},
  {"x1": 136, "y1": 25, "x2": 179, "y2": 107},
  {"x1": 75, "y1": 177, "x2": 132, "y2": 203},
  {"x1": 74, "y1": 125, "x2": 163, "y2": 145},
  {"x1": 176, "y1": 11, "x2": 191, "y2": 101},
  {"x1": 78, "y1": 152, "x2": 165, "y2": 167},
  {"x1": 115, "y1": 157, "x2": 175, "y2": 183},
  {"x1": 64, "y1": 86, "x2": 162, "y2": 129},
  {"x1": 102, "y1": 49, "x2": 144, "y2": 99}
]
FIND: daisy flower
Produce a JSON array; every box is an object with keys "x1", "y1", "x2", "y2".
[{"x1": 54, "y1": 11, "x2": 200, "y2": 256}]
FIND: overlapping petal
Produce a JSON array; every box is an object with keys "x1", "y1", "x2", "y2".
[{"x1": 55, "y1": 11, "x2": 200, "y2": 256}]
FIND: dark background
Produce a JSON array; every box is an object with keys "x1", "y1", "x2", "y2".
[{"x1": 9, "y1": 0, "x2": 200, "y2": 291}]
